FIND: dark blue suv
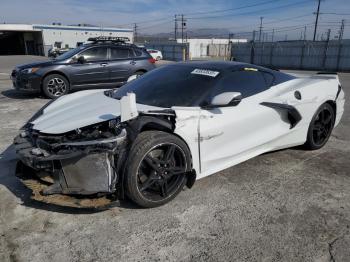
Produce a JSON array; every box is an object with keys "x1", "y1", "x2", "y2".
[{"x1": 11, "y1": 37, "x2": 156, "y2": 98}]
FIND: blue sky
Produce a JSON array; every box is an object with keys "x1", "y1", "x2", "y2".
[{"x1": 1, "y1": 0, "x2": 350, "y2": 40}]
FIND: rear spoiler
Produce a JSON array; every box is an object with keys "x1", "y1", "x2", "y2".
[
  {"x1": 317, "y1": 71, "x2": 337, "y2": 75},
  {"x1": 316, "y1": 72, "x2": 341, "y2": 89}
]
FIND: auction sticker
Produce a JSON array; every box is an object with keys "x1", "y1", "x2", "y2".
[{"x1": 191, "y1": 69, "x2": 220, "y2": 77}]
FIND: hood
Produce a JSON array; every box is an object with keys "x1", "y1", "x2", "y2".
[
  {"x1": 16, "y1": 60, "x2": 53, "y2": 70},
  {"x1": 31, "y1": 89, "x2": 163, "y2": 134}
]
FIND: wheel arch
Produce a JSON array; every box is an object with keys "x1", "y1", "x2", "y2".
[
  {"x1": 134, "y1": 69, "x2": 147, "y2": 74},
  {"x1": 137, "y1": 120, "x2": 197, "y2": 188},
  {"x1": 41, "y1": 71, "x2": 70, "y2": 91},
  {"x1": 325, "y1": 100, "x2": 337, "y2": 116}
]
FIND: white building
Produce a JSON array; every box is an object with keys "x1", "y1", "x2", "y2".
[
  {"x1": 0, "y1": 23, "x2": 134, "y2": 56},
  {"x1": 177, "y1": 38, "x2": 248, "y2": 59}
]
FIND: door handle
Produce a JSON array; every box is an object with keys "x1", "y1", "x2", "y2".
[
  {"x1": 130, "y1": 60, "x2": 136, "y2": 65},
  {"x1": 100, "y1": 63, "x2": 108, "y2": 67}
]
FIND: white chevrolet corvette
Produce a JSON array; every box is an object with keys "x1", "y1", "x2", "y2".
[{"x1": 14, "y1": 62, "x2": 345, "y2": 208}]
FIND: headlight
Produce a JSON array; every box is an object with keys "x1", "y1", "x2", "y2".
[{"x1": 21, "y1": 67, "x2": 40, "y2": 74}]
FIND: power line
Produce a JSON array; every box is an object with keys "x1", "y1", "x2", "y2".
[
  {"x1": 185, "y1": 0, "x2": 282, "y2": 16},
  {"x1": 116, "y1": 0, "x2": 284, "y2": 27},
  {"x1": 264, "y1": 13, "x2": 313, "y2": 25},
  {"x1": 187, "y1": 0, "x2": 312, "y2": 20},
  {"x1": 137, "y1": 19, "x2": 173, "y2": 30},
  {"x1": 319, "y1": 12, "x2": 350, "y2": 16}
]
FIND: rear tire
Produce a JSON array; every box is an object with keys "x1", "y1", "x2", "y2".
[
  {"x1": 125, "y1": 131, "x2": 191, "y2": 208},
  {"x1": 42, "y1": 74, "x2": 69, "y2": 99},
  {"x1": 304, "y1": 103, "x2": 335, "y2": 150}
]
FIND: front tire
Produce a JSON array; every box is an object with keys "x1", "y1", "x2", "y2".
[
  {"x1": 304, "y1": 103, "x2": 335, "y2": 150},
  {"x1": 125, "y1": 131, "x2": 191, "y2": 208},
  {"x1": 42, "y1": 74, "x2": 69, "y2": 99}
]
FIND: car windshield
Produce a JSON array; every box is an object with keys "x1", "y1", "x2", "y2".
[
  {"x1": 113, "y1": 65, "x2": 222, "y2": 108},
  {"x1": 55, "y1": 45, "x2": 86, "y2": 60}
]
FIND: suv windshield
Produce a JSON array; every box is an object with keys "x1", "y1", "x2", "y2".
[{"x1": 113, "y1": 65, "x2": 222, "y2": 108}]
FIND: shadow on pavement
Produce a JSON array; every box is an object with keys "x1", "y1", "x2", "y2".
[
  {"x1": 0, "y1": 144, "x2": 139, "y2": 214},
  {"x1": 1, "y1": 89, "x2": 42, "y2": 100}
]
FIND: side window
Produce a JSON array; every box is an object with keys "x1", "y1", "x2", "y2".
[
  {"x1": 79, "y1": 47, "x2": 107, "y2": 62},
  {"x1": 134, "y1": 49, "x2": 142, "y2": 57},
  {"x1": 110, "y1": 48, "x2": 132, "y2": 59},
  {"x1": 213, "y1": 70, "x2": 269, "y2": 99}
]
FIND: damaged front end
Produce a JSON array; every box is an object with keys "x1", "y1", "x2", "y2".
[{"x1": 14, "y1": 118, "x2": 127, "y2": 208}]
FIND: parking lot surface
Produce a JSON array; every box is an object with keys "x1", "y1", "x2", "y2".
[{"x1": 0, "y1": 56, "x2": 349, "y2": 262}]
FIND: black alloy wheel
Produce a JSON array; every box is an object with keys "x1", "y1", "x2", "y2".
[
  {"x1": 305, "y1": 103, "x2": 335, "y2": 150},
  {"x1": 125, "y1": 131, "x2": 191, "y2": 208},
  {"x1": 137, "y1": 143, "x2": 187, "y2": 201}
]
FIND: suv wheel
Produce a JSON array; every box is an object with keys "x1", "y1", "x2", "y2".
[{"x1": 42, "y1": 74, "x2": 69, "y2": 99}]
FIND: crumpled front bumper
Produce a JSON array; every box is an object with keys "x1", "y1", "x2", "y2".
[{"x1": 13, "y1": 130, "x2": 127, "y2": 207}]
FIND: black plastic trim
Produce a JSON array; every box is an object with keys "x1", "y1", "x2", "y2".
[
  {"x1": 336, "y1": 84, "x2": 342, "y2": 100},
  {"x1": 261, "y1": 102, "x2": 302, "y2": 129}
]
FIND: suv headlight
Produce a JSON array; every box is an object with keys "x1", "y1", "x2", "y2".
[{"x1": 21, "y1": 67, "x2": 40, "y2": 74}]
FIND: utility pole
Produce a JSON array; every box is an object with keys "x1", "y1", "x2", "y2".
[
  {"x1": 322, "y1": 28, "x2": 331, "y2": 68},
  {"x1": 252, "y1": 30, "x2": 256, "y2": 42},
  {"x1": 338, "y1": 19, "x2": 345, "y2": 41},
  {"x1": 133, "y1": 23, "x2": 138, "y2": 43},
  {"x1": 258, "y1": 17, "x2": 264, "y2": 42},
  {"x1": 174, "y1": 15, "x2": 178, "y2": 41},
  {"x1": 181, "y1": 14, "x2": 187, "y2": 43},
  {"x1": 313, "y1": 0, "x2": 321, "y2": 41},
  {"x1": 228, "y1": 33, "x2": 234, "y2": 43},
  {"x1": 326, "y1": 28, "x2": 331, "y2": 41},
  {"x1": 336, "y1": 20, "x2": 345, "y2": 70},
  {"x1": 304, "y1": 26, "x2": 307, "y2": 40},
  {"x1": 271, "y1": 29, "x2": 275, "y2": 42}
]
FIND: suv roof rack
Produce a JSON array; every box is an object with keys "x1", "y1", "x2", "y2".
[
  {"x1": 87, "y1": 36, "x2": 130, "y2": 43},
  {"x1": 86, "y1": 36, "x2": 141, "y2": 49}
]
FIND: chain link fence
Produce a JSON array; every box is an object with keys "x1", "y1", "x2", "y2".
[
  {"x1": 231, "y1": 40, "x2": 350, "y2": 71},
  {"x1": 145, "y1": 43, "x2": 189, "y2": 61}
]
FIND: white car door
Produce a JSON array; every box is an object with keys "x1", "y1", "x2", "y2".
[{"x1": 197, "y1": 69, "x2": 292, "y2": 179}]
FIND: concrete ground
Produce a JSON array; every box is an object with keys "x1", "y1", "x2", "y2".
[{"x1": 0, "y1": 56, "x2": 349, "y2": 262}]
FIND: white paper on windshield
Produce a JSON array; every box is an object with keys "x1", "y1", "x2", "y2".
[{"x1": 191, "y1": 69, "x2": 220, "y2": 77}]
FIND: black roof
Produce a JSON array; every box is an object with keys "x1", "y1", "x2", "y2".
[
  {"x1": 167, "y1": 61, "x2": 274, "y2": 71},
  {"x1": 165, "y1": 61, "x2": 294, "y2": 80}
]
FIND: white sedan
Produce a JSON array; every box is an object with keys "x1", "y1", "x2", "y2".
[
  {"x1": 147, "y1": 49, "x2": 163, "y2": 60},
  {"x1": 14, "y1": 62, "x2": 345, "y2": 208}
]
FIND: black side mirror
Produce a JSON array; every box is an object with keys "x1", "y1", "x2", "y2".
[{"x1": 77, "y1": 56, "x2": 86, "y2": 64}]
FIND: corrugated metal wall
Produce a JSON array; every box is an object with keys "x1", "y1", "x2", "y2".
[
  {"x1": 207, "y1": 44, "x2": 231, "y2": 59},
  {"x1": 145, "y1": 43, "x2": 189, "y2": 61},
  {"x1": 231, "y1": 40, "x2": 350, "y2": 71}
]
